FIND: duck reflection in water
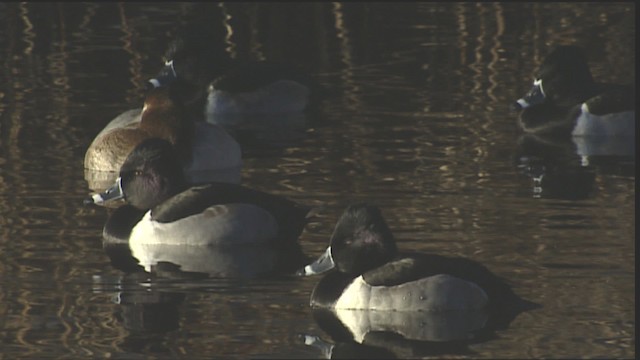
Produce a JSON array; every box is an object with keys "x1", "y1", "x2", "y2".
[
  {"x1": 514, "y1": 134, "x2": 598, "y2": 200},
  {"x1": 301, "y1": 308, "x2": 491, "y2": 359},
  {"x1": 511, "y1": 46, "x2": 634, "y2": 201},
  {"x1": 298, "y1": 204, "x2": 539, "y2": 358},
  {"x1": 86, "y1": 137, "x2": 313, "y2": 340},
  {"x1": 514, "y1": 132, "x2": 634, "y2": 200},
  {"x1": 92, "y1": 270, "x2": 185, "y2": 337},
  {"x1": 102, "y1": 237, "x2": 308, "y2": 279}
]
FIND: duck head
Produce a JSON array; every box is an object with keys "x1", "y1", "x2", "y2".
[
  {"x1": 514, "y1": 46, "x2": 595, "y2": 110},
  {"x1": 85, "y1": 138, "x2": 187, "y2": 210},
  {"x1": 148, "y1": 25, "x2": 233, "y2": 91},
  {"x1": 300, "y1": 203, "x2": 397, "y2": 277}
]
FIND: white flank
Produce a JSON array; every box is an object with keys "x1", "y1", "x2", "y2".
[
  {"x1": 129, "y1": 203, "x2": 278, "y2": 246},
  {"x1": 334, "y1": 274, "x2": 488, "y2": 311}
]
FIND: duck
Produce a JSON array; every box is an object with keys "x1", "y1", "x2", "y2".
[
  {"x1": 83, "y1": 85, "x2": 243, "y2": 191},
  {"x1": 147, "y1": 24, "x2": 315, "y2": 117},
  {"x1": 84, "y1": 137, "x2": 313, "y2": 248},
  {"x1": 298, "y1": 203, "x2": 535, "y2": 314},
  {"x1": 512, "y1": 46, "x2": 635, "y2": 137}
]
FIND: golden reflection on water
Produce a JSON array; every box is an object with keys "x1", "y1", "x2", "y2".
[{"x1": 0, "y1": 2, "x2": 635, "y2": 359}]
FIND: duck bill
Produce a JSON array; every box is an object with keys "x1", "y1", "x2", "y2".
[
  {"x1": 147, "y1": 60, "x2": 177, "y2": 89},
  {"x1": 301, "y1": 334, "x2": 334, "y2": 358},
  {"x1": 514, "y1": 79, "x2": 546, "y2": 110},
  {"x1": 297, "y1": 246, "x2": 335, "y2": 276},
  {"x1": 84, "y1": 177, "x2": 125, "y2": 206}
]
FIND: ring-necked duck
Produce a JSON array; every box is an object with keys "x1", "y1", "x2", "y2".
[
  {"x1": 147, "y1": 25, "x2": 315, "y2": 116},
  {"x1": 299, "y1": 204, "x2": 532, "y2": 313},
  {"x1": 513, "y1": 46, "x2": 635, "y2": 137},
  {"x1": 84, "y1": 86, "x2": 242, "y2": 190},
  {"x1": 84, "y1": 138, "x2": 312, "y2": 248}
]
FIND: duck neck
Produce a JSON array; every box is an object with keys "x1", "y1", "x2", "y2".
[
  {"x1": 140, "y1": 88, "x2": 194, "y2": 164},
  {"x1": 148, "y1": 171, "x2": 187, "y2": 210}
]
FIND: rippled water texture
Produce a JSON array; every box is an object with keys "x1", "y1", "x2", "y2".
[{"x1": 0, "y1": 3, "x2": 635, "y2": 359}]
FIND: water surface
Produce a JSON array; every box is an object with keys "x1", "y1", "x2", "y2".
[{"x1": 0, "y1": 3, "x2": 634, "y2": 359}]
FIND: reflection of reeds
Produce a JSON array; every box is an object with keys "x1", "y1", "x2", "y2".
[
  {"x1": 219, "y1": 2, "x2": 237, "y2": 59},
  {"x1": 117, "y1": 3, "x2": 143, "y2": 104},
  {"x1": 486, "y1": 2, "x2": 504, "y2": 106},
  {"x1": 332, "y1": 2, "x2": 362, "y2": 112},
  {"x1": 19, "y1": 3, "x2": 35, "y2": 56},
  {"x1": 247, "y1": 5, "x2": 266, "y2": 61},
  {"x1": 0, "y1": 3, "x2": 634, "y2": 358},
  {"x1": 77, "y1": 3, "x2": 97, "y2": 41},
  {"x1": 470, "y1": 3, "x2": 486, "y2": 110}
]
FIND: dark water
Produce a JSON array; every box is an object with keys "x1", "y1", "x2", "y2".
[{"x1": 0, "y1": 3, "x2": 635, "y2": 359}]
